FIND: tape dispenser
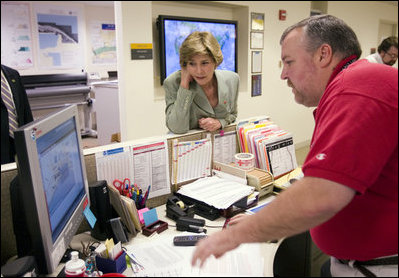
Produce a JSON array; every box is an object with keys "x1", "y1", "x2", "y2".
[
  {"x1": 166, "y1": 195, "x2": 195, "y2": 221},
  {"x1": 166, "y1": 195, "x2": 206, "y2": 233}
]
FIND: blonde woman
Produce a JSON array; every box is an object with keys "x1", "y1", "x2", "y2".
[{"x1": 164, "y1": 31, "x2": 239, "y2": 134}]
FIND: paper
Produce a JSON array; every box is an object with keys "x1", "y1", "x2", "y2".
[
  {"x1": 95, "y1": 146, "x2": 134, "y2": 186},
  {"x1": 213, "y1": 130, "x2": 237, "y2": 164},
  {"x1": 142, "y1": 208, "x2": 158, "y2": 227},
  {"x1": 95, "y1": 140, "x2": 171, "y2": 201},
  {"x1": 131, "y1": 140, "x2": 171, "y2": 198},
  {"x1": 124, "y1": 234, "x2": 264, "y2": 276},
  {"x1": 177, "y1": 176, "x2": 254, "y2": 209},
  {"x1": 83, "y1": 206, "x2": 97, "y2": 229},
  {"x1": 172, "y1": 138, "x2": 212, "y2": 184}
]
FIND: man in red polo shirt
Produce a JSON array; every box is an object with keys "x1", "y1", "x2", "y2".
[{"x1": 191, "y1": 15, "x2": 398, "y2": 277}]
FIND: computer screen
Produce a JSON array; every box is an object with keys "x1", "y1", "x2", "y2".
[
  {"x1": 157, "y1": 15, "x2": 237, "y2": 85},
  {"x1": 14, "y1": 105, "x2": 89, "y2": 274}
]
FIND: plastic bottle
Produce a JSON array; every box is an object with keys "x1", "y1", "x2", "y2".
[{"x1": 65, "y1": 251, "x2": 86, "y2": 277}]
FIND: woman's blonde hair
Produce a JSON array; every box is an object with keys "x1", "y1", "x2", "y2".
[{"x1": 179, "y1": 31, "x2": 223, "y2": 67}]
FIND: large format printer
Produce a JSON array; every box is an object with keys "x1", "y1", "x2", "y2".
[{"x1": 21, "y1": 73, "x2": 97, "y2": 137}]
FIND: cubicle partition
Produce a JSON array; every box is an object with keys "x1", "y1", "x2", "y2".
[{"x1": 1, "y1": 125, "x2": 237, "y2": 265}]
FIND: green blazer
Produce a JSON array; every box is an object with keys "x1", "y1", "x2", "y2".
[{"x1": 164, "y1": 70, "x2": 239, "y2": 134}]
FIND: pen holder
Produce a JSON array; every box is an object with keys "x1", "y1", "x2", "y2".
[
  {"x1": 142, "y1": 220, "x2": 168, "y2": 237},
  {"x1": 95, "y1": 252, "x2": 127, "y2": 274}
]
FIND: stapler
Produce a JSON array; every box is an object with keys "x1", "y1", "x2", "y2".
[{"x1": 176, "y1": 216, "x2": 206, "y2": 234}]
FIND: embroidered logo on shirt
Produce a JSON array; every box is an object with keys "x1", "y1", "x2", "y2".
[{"x1": 316, "y1": 153, "x2": 326, "y2": 160}]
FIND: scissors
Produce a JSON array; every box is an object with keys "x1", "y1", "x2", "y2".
[{"x1": 113, "y1": 178, "x2": 132, "y2": 197}]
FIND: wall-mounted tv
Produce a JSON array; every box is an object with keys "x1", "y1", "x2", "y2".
[{"x1": 157, "y1": 15, "x2": 237, "y2": 85}]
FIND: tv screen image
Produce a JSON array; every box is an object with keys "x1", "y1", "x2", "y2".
[
  {"x1": 13, "y1": 105, "x2": 89, "y2": 274},
  {"x1": 157, "y1": 15, "x2": 237, "y2": 84}
]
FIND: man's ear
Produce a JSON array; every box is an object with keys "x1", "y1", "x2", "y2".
[{"x1": 317, "y1": 44, "x2": 333, "y2": 68}]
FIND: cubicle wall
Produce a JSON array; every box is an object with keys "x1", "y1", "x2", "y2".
[{"x1": 1, "y1": 124, "x2": 238, "y2": 264}]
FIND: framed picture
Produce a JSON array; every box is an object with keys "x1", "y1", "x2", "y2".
[
  {"x1": 251, "y1": 51, "x2": 262, "y2": 73},
  {"x1": 251, "y1": 12, "x2": 264, "y2": 31},
  {"x1": 250, "y1": 32, "x2": 264, "y2": 49},
  {"x1": 251, "y1": 74, "x2": 262, "y2": 97}
]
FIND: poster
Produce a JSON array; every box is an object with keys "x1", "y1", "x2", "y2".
[
  {"x1": 1, "y1": 2, "x2": 34, "y2": 69},
  {"x1": 34, "y1": 3, "x2": 84, "y2": 69}
]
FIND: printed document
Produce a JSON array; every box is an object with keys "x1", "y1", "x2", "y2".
[
  {"x1": 177, "y1": 176, "x2": 254, "y2": 209},
  {"x1": 124, "y1": 233, "x2": 264, "y2": 276}
]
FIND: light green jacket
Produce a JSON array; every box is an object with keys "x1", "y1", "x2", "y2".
[{"x1": 164, "y1": 70, "x2": 239, "y2": 134}]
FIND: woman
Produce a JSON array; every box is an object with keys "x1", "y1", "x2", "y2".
[{"x1": 164, "y1": 31, "x2": 239, "y2": 134}]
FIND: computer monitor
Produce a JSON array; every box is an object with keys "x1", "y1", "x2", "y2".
[
  {"x1": 13, "y1": 105, "x2": 89, "y2": 274},
  {"x1": 157, "y1": 15, "x2": 238, "y2": 85}
]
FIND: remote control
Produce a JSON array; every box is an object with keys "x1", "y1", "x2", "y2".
[{"x1": 173, "y1": 235, "x2": 208, "y2": 246}]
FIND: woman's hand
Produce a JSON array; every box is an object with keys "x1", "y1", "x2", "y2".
[
  {"x1": 180, "y1": 67, "x2": 193, "y2": 89},
  {"x1": 198, "y1": 118, "x2": 221, "y2": 132}
]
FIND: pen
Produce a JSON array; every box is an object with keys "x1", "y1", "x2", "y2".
[{"x1": 140, "y1": 185, "x2": 151, "y2": 207}]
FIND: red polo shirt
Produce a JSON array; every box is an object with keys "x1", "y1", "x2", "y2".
[{"x1": 303, "y1": 59, "x2": 398, "y2": 260}]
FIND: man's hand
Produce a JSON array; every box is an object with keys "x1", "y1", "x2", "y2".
[
  {"x1": 198, "y1": 117, "x2": 221, "y2": 131},
  {"x1": 191, "y1": 229, "x2": 239, "y2": 268}
]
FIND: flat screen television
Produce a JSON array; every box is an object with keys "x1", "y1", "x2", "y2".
[
  {"x1": 13, "y1": 105, "x2": 89, "y2": 274},
  {"x1": 157, "y1": 15, "x2": 237, "y2": 85}
]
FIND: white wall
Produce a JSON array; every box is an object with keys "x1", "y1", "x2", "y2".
[
  {"x1": 116, "y1": 1, "x2": 397, "y2": 147},
  {"x1": 3, "y1": 1, "x2": 397, "y2": 148}
]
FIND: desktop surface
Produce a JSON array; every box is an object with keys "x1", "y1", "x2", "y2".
[{"x1": 51, "y1": 197, "x2": 280, "y2": 277}]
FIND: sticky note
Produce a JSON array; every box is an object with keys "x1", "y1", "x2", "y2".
[
  {"x1": 83, "y1": 206, "x2": 97, "y2": 228},
  {"x1": 142, "y1": 208, "x2": 158, "y2": 226},
  {"x1": 138, "y1": 208, "x2": 150, "y2": 225}
]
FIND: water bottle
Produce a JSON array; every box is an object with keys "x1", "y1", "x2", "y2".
[{"x1": 65, "y1": 251, "x2": 86, "y2": 277}]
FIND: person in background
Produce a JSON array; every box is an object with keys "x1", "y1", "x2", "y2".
[
  {"x1": 163, "y1": 31, "x2": 239, "y2": 134},
  {"x1": 1, "y1": 64, "x2": 33, "y2": 164},
  {"x1": 364, "y1": 36, "x2": 398, "y2": 66},
  {"x1": 192, "y1": 15, "x2": 398, "y2": 277}
]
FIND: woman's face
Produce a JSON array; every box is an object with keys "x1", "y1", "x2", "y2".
[{"x1": 186, "y1": 54, "x2": 216, "y2": 86}]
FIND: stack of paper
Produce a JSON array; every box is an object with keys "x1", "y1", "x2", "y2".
[
  {"x1": 124, "y1": 233, "x2": 265, "y2": 276},
  {"x1": 177, "y1": 176, "x2": 254, "y2": 209},
  {"x1": 236, "y1": 118, "x2": 298, "y2": 178}
]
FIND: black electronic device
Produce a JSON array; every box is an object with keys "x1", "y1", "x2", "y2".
[
  {"x1": 173, "y1": 235, "x2": 208, "y2": 246},
  {"x1": 89, "y1": 180, "x2": 113, "y2": 241},
  {"x1": 109, "y1": 217, "x2": 129, "y2": 243},
  {"x1": 157, "y1": 15, "x2": 237, "y2": 85},
  {"x1": 166, "y1": 195, "x2": 195, "y2": 221}
]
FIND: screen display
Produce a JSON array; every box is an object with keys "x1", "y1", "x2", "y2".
[
  {"x1": 161, "y1": 17, "x2": 237, "y2": 81},
  {"x1": 36, "y1": 117, "x2": 85, "y2": 243}
]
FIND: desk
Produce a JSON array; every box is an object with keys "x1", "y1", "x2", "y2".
[{"x1": 51, "y1": 200, "x2": 282, "y2": 277}]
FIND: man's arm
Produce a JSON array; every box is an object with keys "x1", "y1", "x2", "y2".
[{"x1": 192, "y1": 176, "x2": 356, "y2": 267}]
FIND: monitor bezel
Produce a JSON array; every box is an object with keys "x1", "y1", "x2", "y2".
[
  {"x1": 157, "y1": 14, "x2": 238, "y2": 85},
  {"x1": 14, "y1": 104, "x2": 89, "y2": 274}
]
